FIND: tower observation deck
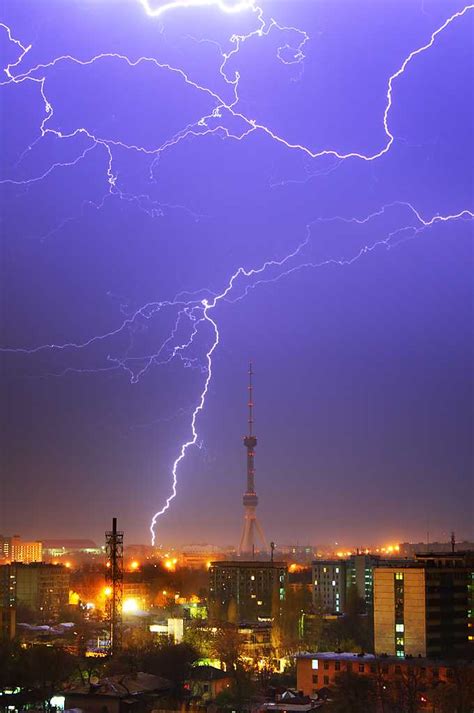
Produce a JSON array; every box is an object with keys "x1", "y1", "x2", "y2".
[{"x1": 239, "y1": 363, "x2": 267, "y2": 556}]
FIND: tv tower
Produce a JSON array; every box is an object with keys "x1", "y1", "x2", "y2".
[{"x1": 239, "y1": 363, "x2": 267, "y2": 556}]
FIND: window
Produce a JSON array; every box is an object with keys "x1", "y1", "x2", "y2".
[
  {"x1": 395, "y1": 572, "x2": 404, "y2": 580},
  {"x1": 312, "y1": 674, "x2": 318, "y2": 684},
  {"x1": 432, "y1": 669, "x2": 439, "y2": 679},
  {"x1": 396, "y1": 624, "x2": 404, "y2": 633},
  {"x1": 358, "y1": 664, "x2": 365, "y2": 673},
  {"x1": 311, "y1": 659, "x2": 319, "y2": 670},
  {"x1": 323, "y1": 662, "x2": 329, "y2": 670},
  {"x1": 335, "y1": 661, "x2": 340, "y2": 671},
  {"x1": 203, "y1": 684, "x2": 209, "y2": 693},
  {"x1": 395, "y1": 666, "x2": 402, "y2": 674},
  {"x1": 370, "y1": 665, "x2": 376, "y2": 674},
  {"x1": 336, "y1": 567, "x2": 339, "y2": 574},
  {"x1": 323, "y1": 676, "x2": 329, "y2": 686}
]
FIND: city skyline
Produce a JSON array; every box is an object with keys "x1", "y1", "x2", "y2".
[{"x1": 1, "y1": 0, "x2": 472, "y2": 546}]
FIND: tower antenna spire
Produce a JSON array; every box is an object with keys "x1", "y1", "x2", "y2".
[
  {"x1": 248, "y1": 361, "x2": 253, "y2": 437},
  {"x1": 239, "y1": 362, "x2": 267, "y2": 556}
]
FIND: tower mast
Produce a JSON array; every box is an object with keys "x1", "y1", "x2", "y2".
[{"x1": 239, "y1": 363, "x2": 267, "y2": 556}]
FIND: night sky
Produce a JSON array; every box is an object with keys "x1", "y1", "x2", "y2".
[{"x1": 0, "y1": 0, "x2": 472, "y2": 548}]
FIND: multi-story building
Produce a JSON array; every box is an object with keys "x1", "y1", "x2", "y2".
[
  {"x1": 312, "y1": 560, "x2": 346, "y2": 614},
  {"x1": 209, "y1": 560, "x2": 287, "y2": 623},
  {"x1": 296, "y1": 652, "x2": 466, "y2": 696},
  {"x1": 0, "y1": 535, "x2": 42, "y2": 563},
  {"x1": 0, "y1": 565, "x2": 16, "y2": 640},
  {"x1": 0, "y1": 563, "x2": 70, "y2": 620},
  {"x1": 374, "y1": 552, "x2": 474, "y2": 659}
]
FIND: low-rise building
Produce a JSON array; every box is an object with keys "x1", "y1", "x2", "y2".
[
  {"x1": 185, "y1": 665, "x2": 232, "y2": 701},
  {"x1": 65, "y1": 672, "x2": 171, "y2": 713},
  {"x1": 296, "y1": 652, "x2": 463, "y2": 697}
]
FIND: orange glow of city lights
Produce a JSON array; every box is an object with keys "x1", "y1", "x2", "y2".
[
  {"x1": 164, "y1": 557, "x2": 178, "y2": 571},
  {"x1": 104, "y1": 586, "x2": 113, "y2": 597},
  {"x1": 130, "y1": 560, "x2": 140, "y2": 571},
  {"x1": 106, "y1": 561, "x2": 111, "y2": 568},
  {"x1": 65, "y1": 561, "x2": 72, "y2": 568},
  {"x1": 123, "y1": 597, "x2": 139, "y2": 613}
]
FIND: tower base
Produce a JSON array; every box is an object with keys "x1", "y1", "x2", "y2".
[{"x1": 239, "y1": 505, "x2": 267, "y2": 556}]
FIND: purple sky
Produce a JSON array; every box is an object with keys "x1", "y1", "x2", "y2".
[{"x1": 0, "y1": 0, "x2": 472, "y2": 548}]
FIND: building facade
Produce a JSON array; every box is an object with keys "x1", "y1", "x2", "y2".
[
  {"x1": 0, "y1": 536, "x2": 42, "y2": 563},
  {"x1": 209, "y1": 560, "x2": 287, "y2": 623},
  {"x1": 296, "y1": 652, "x2": 463, "y2": 697},
  {"x1": 0, "y1": 565, "x2": 16, "y2": 640},
  {"x1": 312, "y1": 560, "x2": 346, "y2": 614},
  {"x1": 374, "y1": 553, "x2": 474, "y2": 659},
  {"x1": 2, "y1": 563, "x2": 70, "y2": 620}
]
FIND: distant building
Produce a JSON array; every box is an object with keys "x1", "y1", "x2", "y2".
[
  {"x1": 123, "y1": 574, "x2": 151, "y2": 611},
  {"x1": 373, "y1": 552, "x2": 474, "y2": 659},
  {"x1": 209, "y1": 560, "x2": 287, "y2": 623},
  {"x1": 0, "y1": 535, "x2": 42, "y2": 563},
  {"x1": 277, "y1": 545, "x2": 314, "y2": 564},
  {"x1": 1, "y1": 563, "x2": 70, "y2": 620},
  {"x1": 42, "y1": 539, "x2": 101, "y2": 558},
  {"x1": 296, "y1": 652, "x2": 468, "y2": 696},
  {"x1": 312, "y1": 560, "x2": 346, "y2": 614},
  {"x1": 347, "y1": 553, "x2": 411, "y2": 611},
  {"x1": 399, "y1": 541, "x2": 474, "y2": 558}
]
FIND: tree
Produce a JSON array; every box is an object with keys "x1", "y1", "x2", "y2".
[
  {"x1": 211, "y1": 624, "x2": 244, "y2": 672},
  {"x1": 183, "y1": 620, "x2": 214, "y2": 658},
  {"x1": 326, "y1": 671, "x2": 377, "y2": 713},
  {"x1": 429, "y1": 665, "x2": 474, "y2": 713}
]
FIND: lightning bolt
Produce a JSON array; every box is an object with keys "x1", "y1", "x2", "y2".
[{"x1": 1, "y1": 2, "x2": 472, "y2": 544}]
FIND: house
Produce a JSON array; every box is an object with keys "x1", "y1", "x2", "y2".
[
  {"x1": 185, "y1": 665, "x2": 233, "y2": 702},
  {"x1": 64, "y1": 672, "x2": 171, "y2": 713}
]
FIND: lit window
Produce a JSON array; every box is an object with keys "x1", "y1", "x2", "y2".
[
  {"x1": 336, "y1": 568, "x2": 339, "y2": 574},
  {"x1": 332, "y1": 580, "x2": 336, "y2": 586},
  {"x1": 251, "y1": 575, "x2": 255, "y2": 581},
  {"x1": 312, "y1": 659, "x2": 319, "y2": 670},
  {"x1": 395, "y1": 572, "x2": 404, "y2": 580},
  {"x1": 323, "y1": 568, "x2": 327, "y2": 573},
  {"x1": 396, "y1": 624, "x2": 404, "y2": 633}
]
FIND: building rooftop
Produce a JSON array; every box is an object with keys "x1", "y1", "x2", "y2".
[
  {"x1": 296, "y1": 652, "x2": 474, "y2": 667},
  {"x1": 66, "y1": 672, "x2": 171, "y2": 698},
  {"x1": 210, "y1": 560, "x2": 286, "y2": 567},
  {"x1": 188, "y1": 665, "x2": 230, "y2": 681},
  {"x1": 42, "y1": 539, "x2": 98, "y2": 549}
]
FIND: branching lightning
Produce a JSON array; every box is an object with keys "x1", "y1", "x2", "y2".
[{"x1": 1, "y1": 1, "x2": 472, "y2": 544}]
